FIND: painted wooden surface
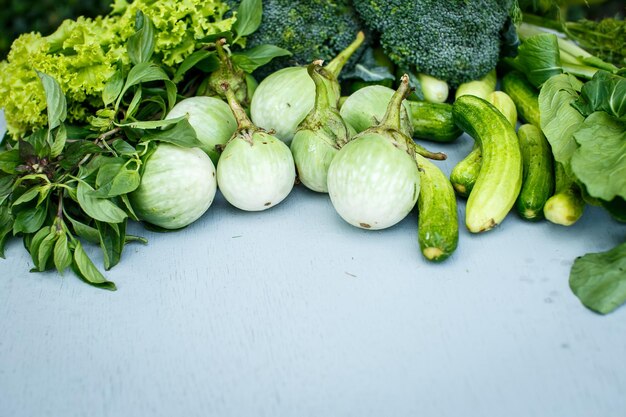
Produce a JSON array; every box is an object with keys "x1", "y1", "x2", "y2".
[{"x1": 1, "y1": 111, "x2": 625, "y2": 417}]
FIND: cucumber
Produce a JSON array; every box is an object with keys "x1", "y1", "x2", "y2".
[
  {"x1": 449, "y1": 91, "x2": 516, "y2": 198},
  {"x1": 455, "y1": 69, "x2": 497, "y2": 100},
  {"x1": 405, "y1": 100, "x2": 461, "y2": 142},
  {"x1": 516, "y1": 124, "x2": 554, "y2": 221},
  {"x1": 449, "y1": 144, "x2": 481, "y2": 197},
  {"x1": 543, "y1": 162, "x2": 585, "y2": 226},
  {"x1": 452, "y1": 95, "x2": 523, "y2": 233},
  {"x1": 501, "y1": 71, "x2": 541, "y2": 127},
  {"x1": 415, "y1": 154, "x2": 458, "y2": 262}
]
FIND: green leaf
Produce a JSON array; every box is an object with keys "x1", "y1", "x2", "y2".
[
  {"x1": 198, "y1": 31, "x2": 233, "y2": 45},
  {"x1": 0, "y1": 205, "x2": 14, "y2": 258},
  {"x1": 165, "y1": 80, "x2": 177, "y2": 112},
  {"x1": 37, "y1": 231, "x2": 57, "y2": 272},
  {"x1": 120, "y1": 194, "x2": 140, "y2": 222},
  {"x1": 76, "y1": 181, "x2": 127, "y2": 224},
  {"x1": 53, "y1": 233, "x2": 72, "y2": 274},
  {"x1": 36, "y1": 71, "x2": 67, "y2": 130},
  {"x1": 141, "y1": 118, "x2": 203, "y2": 148},
  {"x1": 58, "y1": 141, "x2": 104, "y2": 171},
  {"x1": 12, "y1": 186, "x2": 42, "y2": 206},
  {"x1": 571, "y1": 112, "x2": 626, "y2": 201},
  {"x1": 511, "y1": 33, "x2": 563, "y2": 88},
  {"x1": 96, "y1": 220, "x2": 126, "y2": 270},
  {"x1": 95, "y1": 158, "x2": 126, "y2": 190},
  {"x1": 112, "y1": 139, "x2": 136, "y2": 156},
  {"x1": 13, "y1": 204, "x2": 48, "y2": 234},
  {"x1": 0, "y1": 149, "x2": 20, "y2": 174},
  {"x1": 116, "y1": 62, "x2": 170, "y2": 110},
  {"x1": 539, "y1": 74, "x2": 585, "y2": 174},
  {"x1": 72, "y1": 241, "x2": 117, "y2": 290},
  {"x1": 125, "y1": 88, "x2": 143, "y2": 120},
  {"x1": 50, "y1": 124, "x2": 67, "y2": 159},
  {"x1": 173, "y1": 50, "x2": 215, "y2": 83},
  {"x1": 570, "y1": 241, "x2": 626, "y2": 314},
  {"x1": 65, "y1": 215, "x2": 100, "y2": 244},
  {"x1": 233, "y1": 0, "x2": 262, "y2": 38},
  {"x1": 25, "y1": 129, "x2": 51, "y2": 159},
  {"x1": 109, "y1": 168, "x2": 140, "y2": 197},
  {"x1": 571, "y1": 70, "x2": 626, "y2": 120},
  {"x1": 114, "y1": 115, "x2": 186, "y2": 130},
  {"x1": 27, "y1": 227, "x2": 51, "y2": 268},
  {"x1": 103, "y1": 70, "x2": 125, "y2": 107},
  {"x1": 232, "y1": 45, "x2": 292, "y2": 73},
  {"x1": 0, "y1": 176, "x2": 13, "y2": 206},
  {"x1": 128, "y1": 11, "x2": 155, "y2": 66}
]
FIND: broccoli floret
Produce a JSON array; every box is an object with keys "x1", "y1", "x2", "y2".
[
  {"x1": 354, "y1": 0, "x2": 514, "y2": 87},
  {"x1": 228, "y1": 0, "x2": 366, "y2": 79}
]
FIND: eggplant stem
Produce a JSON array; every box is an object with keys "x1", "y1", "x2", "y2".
[{"x1": 326, "y1": 31, "x2": 365, "y2": 77}]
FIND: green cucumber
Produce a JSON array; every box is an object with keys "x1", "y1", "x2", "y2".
[
  {"x1": 452, "y1": 95, "x2": 523, "y2": 233},
  {"x1": 449, "y1": 144, "x2": 481, "y2": 197},
  {"x1": 415, "y1": 154, "x2": 458, "y2": 262},
  {"x1": 455, "y1": 69, "x2": 497, "y2": 100},
  {"x1": 543, "y1": 162, "x2": 585, "y2": 226},
  {"x1": 501, "y1": 71, "x2": 541, "y2": 127},
  {"x1": 516, "y1": 124, "x2": 554, "y2": 221},
  {"x1": 405, "y1": 100, "x2": 461, "y2": 142},
  {"x1": 450, "y1": 91, "x2": 517, "y2": 198}
]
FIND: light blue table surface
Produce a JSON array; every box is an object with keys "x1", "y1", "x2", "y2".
[{"x1": 1, "y1": 110, "x2": 625, "y2": 417}]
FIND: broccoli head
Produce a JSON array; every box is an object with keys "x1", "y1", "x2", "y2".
[
  {"x1": 228, "y1": 0, "x2": 366, "y2": 79},
  {"x1": 354, "y1": 0, "x2": 515, "y2": 87}
]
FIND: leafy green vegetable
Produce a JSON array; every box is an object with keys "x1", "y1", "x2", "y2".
[
  {"x1": 572, "y1": 70, "x2": 626, "y2": 120},
  {"x1": 570, "y1": 241, "x2": 626, "y2": 314},
  {"x1": 510, "y1": 33, "x2": 563, "y2": 87},
  {"x1": 571, "y1": 112, "x2": 626, "y2": 202}
]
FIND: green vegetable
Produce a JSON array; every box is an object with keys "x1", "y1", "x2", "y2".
[
  {"x1": 417, "y1": 73, "x2": 449, "y2": 103},
  {"x1": 455, "y1": 69, "x2": 497, "y2": 100},
  {"x1": 353, "y1": 0, "x2": 516, "y2": 87},
  {"x1": 543, "y1": 162, "x2": 585, "y2": 226},
  {"x1": 339, "y1": 85, "x2": 413, "y2": 139},
  {"x1": 290, "y1": 61, "x2": 352, "y2": 193},
  {"x1": 486, "y1": 91, "x2": 518, "y2": 127},
  {"x1": 226, "y1": 0, "x2": 366, "y2": 79},
  {"x1": 570, "y1": 241, "x2": 626, "y2": 314},
  {"x1": 452, "y1": 95, "x2": 523, "y2": 233},
  {"x1": 217, "y1": 82, "x2": 295, "y2": 211},
  {"x1": 130, "y1": 144, "x2": 216, "y2": 229},
  {"x1": 501, "y1": 71, "x2": 541, "y2": 127},
  {"x1": 0, "y1": 0, "x2": 238, "y2": 138},
  {"x1": 165, "y1": 96, "x2": 237, "y2": 166},
  {"x1": 405, "y1": 101, "x2": 461, "y2": 143},
  {"x1": 250, "y1": 31, "x2": 364, "y2": 143},
  {"x1": 515, "y1": 124, "x2": 554, "y2": 221},
  {"x1": 327, "y1": 75, "x2": 420, "y2": 230},
  {"x1": 415, "y1": 154, "x2": 458, "y2": 262}
]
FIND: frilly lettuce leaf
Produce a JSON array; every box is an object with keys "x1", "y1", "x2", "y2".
[
  {"x1": 570, "y1": 241, "x2": 626, "y2": 314},
  {"x1": 571, "y1": 112, "x2": 626, "y2": 201}
]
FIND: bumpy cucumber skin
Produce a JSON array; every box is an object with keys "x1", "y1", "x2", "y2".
[
  {"x1": 501, "y1": 71, "x2": 541, "y2": 128},
  {"x1": 450, "y1": 144, "x2": 481, "y2": 198},
  {"x1": 515, "y1": 124, "x2": 555, "y2": 221},
  {"x1": 406, "y1": 100, "x2": 461, "y2": 142},
  {"x1": 452, "y1": 95, "x2": 523, "y2": 233},
  {"x1": 415, "y1": 154, "x2": 458, "y2": 262}
]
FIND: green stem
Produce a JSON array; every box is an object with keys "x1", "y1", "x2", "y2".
[
  {"x1": 378, "y1": 74, "x2": 411, "y2": 131},
  {"x1": 562, "y1": 63, "x2": 598, "y2": 80},
  {"x1": 325, "y1": 31, "x2": 365, "y2": 77},
  {"x1": 222, "y1": 83, "x2": 254, "y2": 131}
]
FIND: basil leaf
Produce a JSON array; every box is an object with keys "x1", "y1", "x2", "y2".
[
  {"x1": 232, "y1": 45, "x2": 292, "y2": 73},
  {"x1": 95, "y1": 158, "x2": 126, "y2": 190},
  {"x1": 120, "y1": 194, "x2": 140, "y2": 222},
  {"x1": 36, "y1": 71, "x2": 67, "y2": 130},
  {"x1": 125, "y1": 88, "x2": 143, "y2": 120},
  {"x1": 233, "y1": 0, "x2": 262, "y2": 38},
  {"x1": 58, "y1": 141, "x2": 104, "y2": 171},
  {"x1": 53, "y1": 233, "x2": 72, "y2": 274},
  {"x1": 116, "y1": 62, "x2": 170, "y2": 110},
  {"x1": 0, "y1": 149, "x2": 20, "y2": 174},
  {"x1": 27, "y1": 227, "x2": 51, "y2": 269},
  {"x1": 165, "y1": 80, "x2": 177, "y2": 112},
  {"x1": 570, "y1": 241, "x2": 626, "y2": 314},
  {"x1": 96, "y1": 220, "x2": 126, "y2": 270},
  {"x1": 25, "y1": 129, "x2": 51, "y2": 159},
  {"x1": 37, "y1": 231, "x2": 57, "y2": 272},
  {"x1": 50, "y1": 124, "x2": 67, "y2": 159},
  {"x1": 128, "y1": 11, "x2": 155, "y2": 66},
  {"x1": 114, "y1": 115, "x2": 186, "y2": 130},
  {"x1": 174, "y1": 50, "x2": 215, "y2": 83},
  {"x1": 0, "y1": 176, "x2": 13, "y2": 205},
  {"x1": 112, "y1": 139, "x2": 136, "y2": 156},
  {"x1": 103, "y1": 70, "x2": 125, "y2": 107},
  {"x1": 65, "y1": 215, "x2": 100, "y2": 244},
  {"x1": 0, "y1": 205, "x2": 14, "y2": 258},
  {"x1": 76, "y1": 182, "x2": 127, "y2": 224},
  {"x1": 72, "y1": 241, "x2": 116, "y2": 290},
  {"x1": 13, "y1": 204, "x2": 48, "y2": 234},
  {"x1": 109, "y1": 168, "x2": 140, "y2": 197},
  {"x1": 142, "y1": 118, "x2": 202, "y2": 148},
  {"x1": 12, "y1": 186, "x2": 42, "y2": 207}
]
